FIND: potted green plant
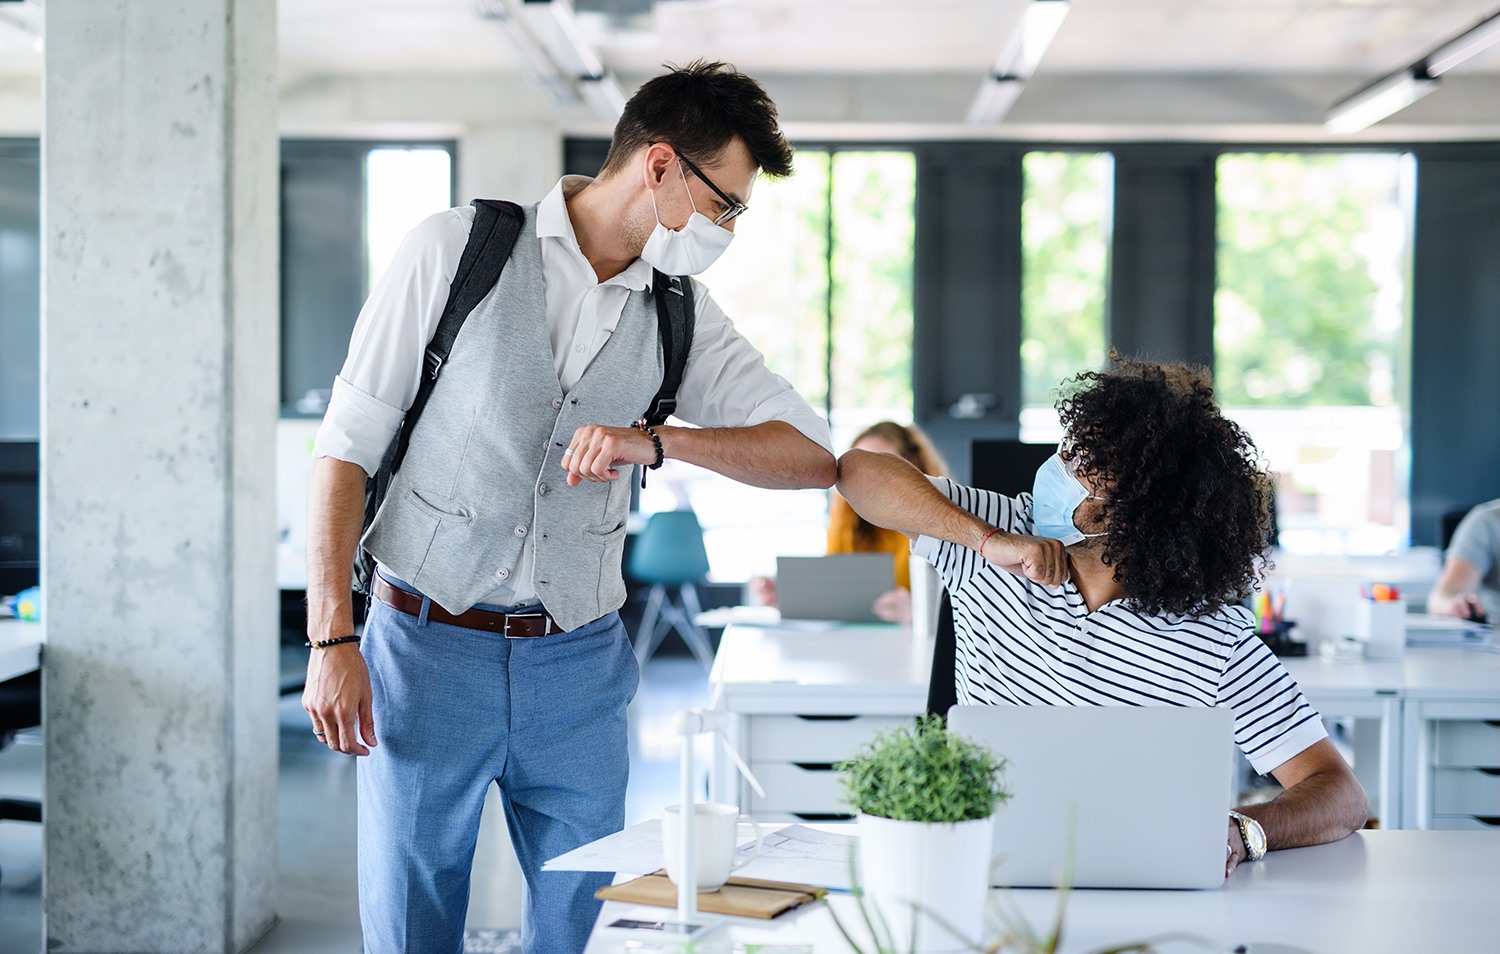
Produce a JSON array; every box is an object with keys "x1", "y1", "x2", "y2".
[{"x1": 836, "y1": 714, "x2": 1011, "y2": 953}]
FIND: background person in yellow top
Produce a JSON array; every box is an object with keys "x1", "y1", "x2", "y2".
[{"x1": 752, "y1": 421, "x2": 948, "y2": 622}]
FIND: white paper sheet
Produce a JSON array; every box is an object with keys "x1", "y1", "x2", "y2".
[{"x1": 544, "y1": 821, "x2": 856, "y2": 891}]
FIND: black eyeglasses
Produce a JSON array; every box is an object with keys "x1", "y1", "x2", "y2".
[{"x1": 667, "y1": 146, "x2": 748, "y2": 226}]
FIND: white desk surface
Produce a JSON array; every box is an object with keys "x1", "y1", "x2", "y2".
[
  {"x1": 709, "y1": 623, "x2": 931, "y2": 715},
  {"x1": 587, "y1": 829, "x2": 1500, "y2": 953},
  {"x1": 0, "y1": 618, "x2": 43, "y2": 682},
  {"x1": 713, "y1": 623, "x2": 1500, "y2": 707}
]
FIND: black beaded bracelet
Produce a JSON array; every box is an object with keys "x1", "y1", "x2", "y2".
[
  {"x1": 305, "y1": 635, "x2": 362, "y2": 650},
  {"x1": 633, "y1": 419, "x2": 665, "y2": 488}
]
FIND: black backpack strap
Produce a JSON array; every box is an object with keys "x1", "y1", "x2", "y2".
[
  {"x1": 355, "y1": 199, "x2": 522, "y2": 595},
  {"x1": 641, "y1": 270, "x2": 696, "y2": 427},
  {"x1": 391, "y1": 199, "x2": 524, "y2": 472}
]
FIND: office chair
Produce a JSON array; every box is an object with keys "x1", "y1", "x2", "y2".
[
  {"x1": 0, "y1": 669, "x2": 42, "y2": 885},
  {"x1": 1440, "y1": 505, "x2": 1474, "y2": 552},
  {"x1": 627, "y1": 510, "x2": 715, "y2": 669},
  {"x1": 925, "y1": 590, "x2": 958, "y2": 718}
]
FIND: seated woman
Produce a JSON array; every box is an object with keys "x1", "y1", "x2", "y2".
[
  {"x1": 836, "y1": 354, "x2": 1368, "y2": 876},
  {"x1": 754, "y1": 420, "x2": 947, "y2": 623}
]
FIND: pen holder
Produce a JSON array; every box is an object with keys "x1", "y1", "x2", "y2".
[{"x1": 1354, "y1": 599, "x2": 1405, "y2": 660}]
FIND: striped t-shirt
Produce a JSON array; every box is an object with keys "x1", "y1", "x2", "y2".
[{"x1": 914, "y1": 477, "x2": 1326, "y2": 775}]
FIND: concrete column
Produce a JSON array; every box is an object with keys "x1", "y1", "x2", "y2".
[
  {"x1": 459, "y1": 122, "x2": 562, "y2": 206},
  {"x1": 42, "y1": 2, "x2": 279, "y2": 951}
]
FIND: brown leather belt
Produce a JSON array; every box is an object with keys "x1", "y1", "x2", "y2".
[{"x1": 373, "y1": 575, "x2": 566, "y2": 638}]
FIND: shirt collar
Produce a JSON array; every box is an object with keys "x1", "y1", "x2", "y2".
[{"x1": 537, "y1": 176, "x2": 655, "y2": 291}]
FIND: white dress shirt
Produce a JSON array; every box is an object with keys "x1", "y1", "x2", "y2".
[{"x1": 315, "y1": 176, "x2": 832, "y2": 606}]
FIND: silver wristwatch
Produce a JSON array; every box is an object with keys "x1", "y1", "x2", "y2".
[{"x1": 1229, "y1": 810, "x2": 1267, "y2": 861}]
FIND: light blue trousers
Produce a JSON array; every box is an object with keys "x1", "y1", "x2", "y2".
[{"x1": 357, "y1": 578, "x2": 638, "y2": 954}]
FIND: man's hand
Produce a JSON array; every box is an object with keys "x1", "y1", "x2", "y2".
[
  {"x1": 980, "y1": 530, "x2": 1068, "y2": 586},
  {"x1": 560, "y1": 424, "x2": 657, "y2": 486},
  {"x1": 303, "y1": 645, "x2": 378, "y2": 756},
  {"x1": 1433, "y1": 591, "x2": 1486, "y2": 621},
  {"x1": 1225, "y1": 817, "x2": 1248, "y2": 877}
]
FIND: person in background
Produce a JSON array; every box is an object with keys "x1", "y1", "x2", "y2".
[
  {"x1": 1427, "y1": 498, "x2": 1500, "y2": 623},
  {"x1": 836, "y1": 354, "x2": 1368, "y2": 877},
  {"x1": 752, "y1": 420, "x2": 948, "y2": 623}
]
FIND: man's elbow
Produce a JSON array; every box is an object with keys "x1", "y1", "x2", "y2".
[
  {"x1": 805, "y1": 448, "x2": 836, "y2": 489},
  {"x1": 1341, "y1": 776, "x2": 1371, "y2": 836}
]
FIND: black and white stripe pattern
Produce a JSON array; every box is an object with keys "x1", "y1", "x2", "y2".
[{"x1": 915, "y1": 477, "x2": 1326, "y2": 776}]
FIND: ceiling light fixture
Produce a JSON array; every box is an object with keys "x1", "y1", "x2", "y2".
[
  {"x1": 1325, "y1": 70, "x2": 1440, "y2": 134},
  {"x1": 516, "y1": 0, "x2": 604, "y2": 80},
  {"x1": 966, "y1": 0, "x2": 1070, "y2": 125},
  {"x1": 1327, "y1": 10, "x2": 1500, "y2": 132},
  {"x1": 578, "y1": 72, "x2": 628, "y2": 121},
  {"x1": 1424, "y1": 10, "x2": 1500, "y2": 76}
]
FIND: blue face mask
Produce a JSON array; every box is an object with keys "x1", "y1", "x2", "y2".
[{"x1": 1030, "y1": 453, "x2": 1108, "y2": 546}]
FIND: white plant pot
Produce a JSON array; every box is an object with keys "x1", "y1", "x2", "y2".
[{"x1": 857, "y1": 812, "x2": 995, "y2": 953}]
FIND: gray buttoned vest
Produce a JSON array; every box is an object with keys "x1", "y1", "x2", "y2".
[{"x1": 362, "y1": 204, "x2": 668, "y2": 630}]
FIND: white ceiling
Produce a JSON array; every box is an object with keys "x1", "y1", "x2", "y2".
[{"x1": 4, "y1": 0, "x2": 1500, "y2": 138}]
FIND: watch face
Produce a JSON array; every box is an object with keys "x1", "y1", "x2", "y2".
[{"x1": 1236, "y1": 813, "x2": 1267, "y2": 858}]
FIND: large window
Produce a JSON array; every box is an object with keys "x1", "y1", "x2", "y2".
[
  {"x1": 1019, "y1": 151, "x2": 1112, "y2": 441},
  {"x1": 639, "y1": 150, "x2": 916, "y2": 582},
  {"x1": 1215, "y1": 152, "x2": 1413, "y2": 554}
]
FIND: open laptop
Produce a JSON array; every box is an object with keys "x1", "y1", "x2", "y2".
[
  {"x1": 775, "y1": 553, "x2": 895, "y2": 623},
  {"x1": 947, "y1": 704, "x2": 1234, "y2": 889}
]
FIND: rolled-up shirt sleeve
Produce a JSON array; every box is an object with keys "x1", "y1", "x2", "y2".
[
  {"x1": 313, "y1": 207, "x2": 472, "y2": 476},
  {"x1": 672, "y1": 280, "x2": 834, "y2": 454}
]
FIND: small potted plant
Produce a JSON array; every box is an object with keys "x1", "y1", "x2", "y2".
[{"x1": 837, "y1": 714, "x2": 1010, "y2": 953}]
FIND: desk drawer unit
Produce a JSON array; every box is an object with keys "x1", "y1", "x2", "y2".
[
  {"x1": 745, "y1": 714, "x2": 913, "y2": 822},
  {"x1": 1431, "y1": 720, "x2": 1500, "y2": 767}
]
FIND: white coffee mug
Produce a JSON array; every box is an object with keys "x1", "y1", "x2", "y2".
[{"x1": 661, "y1": 802, "x2": 764, "y2": 892}]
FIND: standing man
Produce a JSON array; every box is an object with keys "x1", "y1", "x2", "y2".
[{"x1": 303, "y1": 61, "x2": 835, "y2": 954}]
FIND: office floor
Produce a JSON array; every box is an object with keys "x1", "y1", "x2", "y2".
[{"x1": 0, "y1": 647, "x2": 713, "y2": 954}]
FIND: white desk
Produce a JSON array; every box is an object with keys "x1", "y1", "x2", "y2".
[
  {"x1": 0, "y1": 618, "x2": 44, "y2": 682},
  {"x1": 586, "y1": 829, "x2": 1500, "y2": 953},
  {"x1": 710, "y1": 623, "x2": 1500, "y2": 830},
  {"x1": 708, "y1": 623, "x2": 929, "y2": 819}
]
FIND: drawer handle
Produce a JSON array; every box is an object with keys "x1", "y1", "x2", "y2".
[
  {"x1": 1474, "y1": 817, "x2": 1500, "y2": 828},
  {"x1": 793, "y1": 762, "x2": 839, "y2": 772},
  {"x1": 795, "y1": 715, "x2": 859, "y2": 722},
  {"x1": 792, "y1": 812, "x2": 855, "y2": 822},
  {"x1": 1486, "y1": 721, "x2": 1500, "y2": 729},
  {"x1": 1479, "y1": 768, "x2": 1500, "y2": 777}
]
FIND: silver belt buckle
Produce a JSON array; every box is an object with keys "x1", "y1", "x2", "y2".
[{"x1": 503, "y1": 613, "x2": 550, "y2": 639}]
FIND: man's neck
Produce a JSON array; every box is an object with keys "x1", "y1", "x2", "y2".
[
  {"x1": 1068, "y1": 549, "x2": 1126, "y2": 614},
  {"x1": 566, "y1": 177, "x2": 642, "y2": 284}
]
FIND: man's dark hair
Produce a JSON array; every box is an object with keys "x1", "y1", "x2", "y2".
[
  {"x1": 600, "y1": 60, "x2": 794, "y2": 180},
  {"x1": 1057, "y1": 352, "x2": 1273, "y2": 618}
]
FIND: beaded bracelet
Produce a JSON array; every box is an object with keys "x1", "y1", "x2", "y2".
[
  {"x1": 632, "y1": 419, "x2": 665, "y2": 488},
  {"x1": 305, "y1": 635, "x2": 362, "y2": 650}
]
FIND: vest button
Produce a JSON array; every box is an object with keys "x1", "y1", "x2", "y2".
[
  {"x1": 514, "y1": 525, "x2": 527, "y2": 537},
  {"x1": 495, "y1": 567, "x2": 511, "y2": 581},
  {"x1": 537, "y1": 483, "x2": 549, "y2": 496},
  {"x1": 552, "y1": 397, "x2": 564, "y2": 409}
]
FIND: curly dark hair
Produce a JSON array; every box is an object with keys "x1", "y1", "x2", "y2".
[{"x1": 1056, "y1": 353, "x2": 1273, "y2": 618}]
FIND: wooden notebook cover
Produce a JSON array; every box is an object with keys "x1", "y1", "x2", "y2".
[{"x1": 595, "y1": 871, "x2": 827, "y2": 920}]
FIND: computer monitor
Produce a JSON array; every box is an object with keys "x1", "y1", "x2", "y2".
[
  {"x1": 969, "y1": 439, "x2": 1055, "y2": 498},
  {"x1": 0, "y1": 441, "x2": 39, "y2": 596}
]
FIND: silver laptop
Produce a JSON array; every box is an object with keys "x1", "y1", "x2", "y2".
[
  {"x1": 775, "y1": 553, "x2": 895, "y2": 623},
  {"x1": 947, "y1": 705, "x2": 1234, "y2": 889}
]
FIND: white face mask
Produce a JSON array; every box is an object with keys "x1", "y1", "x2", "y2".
[{"x1": 639, "y1": 162, "x2": 734, "y2": 275}]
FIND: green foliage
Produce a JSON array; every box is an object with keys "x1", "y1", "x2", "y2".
[
  {"x1": 1215, "y1": 152, "x2": 1408, "y2": 408},
  {"x1": 1022, "y1": 152, "x2": 1111, "y2": 409},
  {"x1": 837, "y1": 715, "x2": 1010, "y2": 823}
]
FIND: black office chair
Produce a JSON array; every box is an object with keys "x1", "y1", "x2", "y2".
[
  {"x1": 0, "y1": 669, "x2": 42, "y2": 889},
  {"x1": 925, "y1": 590, "x2": 958, "y2": 718},
  {"x1": 1439, "y1": 506, "x2": 1475, "y2": 553}
]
